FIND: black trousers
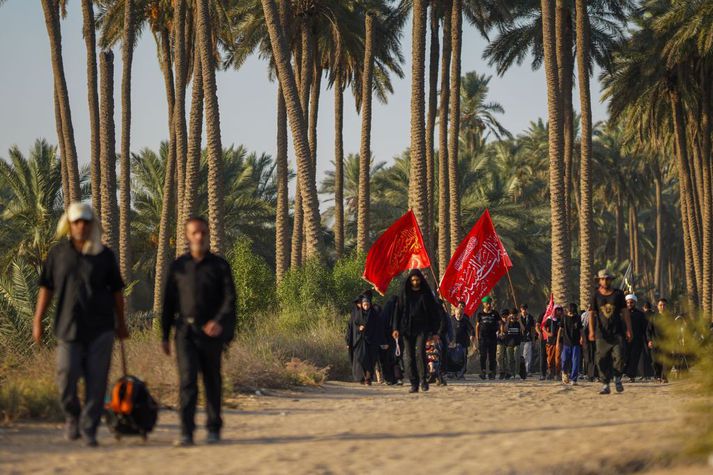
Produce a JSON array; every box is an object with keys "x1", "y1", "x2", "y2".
[
  {"x1": 176, "y1": 326, "x2": 224, "y2": 436},
  {"x1": 402, "y1": 333, "x2": 428, "y2": 386},
  {"x1": 596, "y1": 335, "x2": 626, "y2": 384},
  {"x1": 479, "y1": 338, "x2": 497, "y2": 375},
  {"x1": 651, "y1": 346, "x2": 668, "y2": 380},
  {"x1": 582, "y1": 340, "x2": 598, "y2": 379},
  {"x1": 539, "y1": 338, "x2": 547, "y2": 375}
]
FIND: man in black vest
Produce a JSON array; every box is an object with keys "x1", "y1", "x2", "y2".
[{"x1": 162, "y1": 217, "x2": 237, "y2": 446}]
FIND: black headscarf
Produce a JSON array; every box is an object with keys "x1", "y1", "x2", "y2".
[{"x1": 395, "y1": 269, "x2": 441, "y2": 335}]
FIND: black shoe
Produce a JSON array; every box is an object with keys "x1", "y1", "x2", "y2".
[
  {"x1": 409, "y1": 384, "x2": 419, "y2": 394},
  {"x1": 206, "y1": 432, "x2": 220, "y2": 445},
  {"x1": 438, "y1": 377, "x2": 447, "y2": 386},
  {"x1": 82, "y1": 434, "x2": 99, "y2": 448},
  {"x1": 615, "y1": 379, "x2": 624, "y2": 393},
  {"x1": 174, "y1": 434, "x2": 195, "y2": 447},
  {"x1": 64, "y1": 419, "x2": 80, "y2": 441},
  {"x1": 599, "y1": 384, "x2": 611, "y2": 395},
  {"x1": 488, "y1": 374, "x2": 496, "y2": 380},
  {"x1": 498, "y1": 373, "x2": 506, "y2": 380},
  {"x1": 420, "y1": 381, "x2": 430, "y2": 392},
  {"x1": 505, "y1": 374, "x2": 512, "y2": 380},
  {"x1": 479, "y1": 373, "x2": 487, "y2": 380}
]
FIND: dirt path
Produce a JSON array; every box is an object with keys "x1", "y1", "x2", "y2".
[{"x1": 0, "y1": 377, "x2": 706, "y2": 474}]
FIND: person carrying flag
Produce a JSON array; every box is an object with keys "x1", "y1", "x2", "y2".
[{"x1": 588, "y1": 269, "x2": 633, "y2": 395}]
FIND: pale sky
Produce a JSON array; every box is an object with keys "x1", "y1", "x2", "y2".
[{"x1": 0, "y1": 1, "x2": 608, "y2": 184}]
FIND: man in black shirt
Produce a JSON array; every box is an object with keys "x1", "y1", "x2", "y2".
[
  {"x1": 588, "y1": 269, "x2": 633, "y2": 394},
  {"x1": 558, "y1": 303, "x2": 583, "y2": 384},
  {"x1": 392, "y1": 269, "x2": 442, "y2": 393},
  {"x1": 505, "y1": 309, "x2": 525, "y2": 379},
  {"x1": 33, "y1": 202, "x2": 128, "y2": 447},
  {"x1": 449, "y1": 301, "x2": 475, "y2": 379},
  {"x1": 647, "y1": 298, "x2": 670, "y2": 383},
  {"x1": 162, "y1": 217, "x2": 237, "y2": 446},
  {"x1": 475, "y1": 296, "x2": 500, "y2": 380},
  {"x1": 518, "y1": 304, "x2": 536, "y2": 376},
  {"x1": 624, "y1": 294, "x2": 650, "y2": 381}
]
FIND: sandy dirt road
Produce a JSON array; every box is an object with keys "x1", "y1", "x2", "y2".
[{"x1": 0, "y1": 377, "x2": 706, "y2": 475}]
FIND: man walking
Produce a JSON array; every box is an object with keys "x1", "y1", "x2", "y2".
[
  {"x1": 542, "y1": 306, "x2": 562, "y2": 380},
  {"x1": 558, "y1": 303, "x2": 584, "y2": 385},
  {"x1": 588, "y1": 270, "x2": 633, "y2": 395},
  {"x1": 647, "y1": 298, "x2": 669, "y2": 383},
  {"x1": 518, "y1": 304, "x2": 536, "y2": 376},
  {"x1": 624, "y1": 294, "x2": 649, "y2": 382},
  {"x1": 162, "y1": 217, "x2": 237, "y2": 446},
  {"x1": 33, "y1": 202, "x2": 129, "y2": 447},
  {"x1": 449, "y1": 301, "x2": 475, "y2": 379},
  {"x1": 475, "y1": 297, "x2": 500, "y2": 380}
]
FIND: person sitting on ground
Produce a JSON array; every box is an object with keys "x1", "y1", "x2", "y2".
[
  {"x1": 558, "y1": 303, "x2": 584, "y2": 385},
  {"x1": 475, "y1": 297, "x2": 500, "y2": 380}
]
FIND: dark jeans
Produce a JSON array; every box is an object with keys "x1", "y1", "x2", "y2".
[
  {"x1": 176, "y1": 326, "x2": 224, "y2": 436},
  {"x1": 651, "y1": 346, "x2": 668, "y2": 380},
  {"x1": 479, "y1": 338, "x2": 497, "y2": 376},
  {"x1": 596, "y1": 336, "x2": 626, "y2": 384},
  {"x1": 402, "y1": 333, "x2": 428, "y2": 386},
  {"x1": 539, "y1": 338, "x2": 547, "y2": 375},
  {"x1": 56, "y1": 330, "x2": 114, "y2": 438}
]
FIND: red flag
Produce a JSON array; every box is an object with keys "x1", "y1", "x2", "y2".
[
  {"x1": 439, "y1": 209, "x2": 512, "y2": 315},
  {"x1": 363, "y1": 210, "x2": 431, "y2": 295},
  {"x1": 539, "y1": 294, "x2": 555, "y2": 334}
]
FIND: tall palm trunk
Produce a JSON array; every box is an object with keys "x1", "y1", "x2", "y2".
[
  {"x1": 261, "y1": 0, "x2": 324, "y2": 259},
  {"x1": 196, "y1": 0, "x2": 226, "y2": 254},
  {"x1": 541, "y1": 0, "x2": 569, "y2": 303},
  {"x1": 357, "y1": 12, "x2": 375, "y2": 254},
  {"x1": 53, "y1": 86, "x2": 70, "y2": 210},
  {"x1": 447, "y1": 0, "x2": 462, "y2": 255},
  {"x1": 183, "y1": 48, "x2": 204, "y2": 224},
  {"x1": 153, "y1": 27, "x2": 177, "y2": 319},
  {"x1": 334, "y1": 71, "x2": 345, "y2": 259},
  {"x1": 309, "y1": 65, "x2": 322, "y2": 184},
  {"x1": 437, "y1": 1, "x2": 452, "y2": 277},
  {"x1": 99, "y1": 50, "x2": 119, "y2": 253},
  {"x1": 557, "y1": 0, "x2": 573, "y2": 260},
  {"x1": 119, "y1": 0, "x2": 135, "y2": 307},
  {"x1": 699, "y1": 68, "x2": 713, "y2": 315},
  {"x1": 276, "y1": 85, "x2": 290, "y2": 281},
  {"x1": 575, "y1": 0, "x2": 592, "y2": 308},
  {"x1": 81, "y1": 0, "x2": 101, "y2": 215},
  {"x1": 426, "y1": 2, "x2": 440, "y2": 250},
  {"x1": 409, "y1": 0, "x2": 429, "y2": 245},
  {"x1": 653, "y1": 165, "x2": 663, "y2": 295},
  {"x1": 173, "y1": 0, "x2": 189, "y2": 255},
  {"x1": 41, "y1": 0, "x2": 81, "y2": 202},
  {"x1": 615, "y1": 193, "x2": 624, "y2": 262}
]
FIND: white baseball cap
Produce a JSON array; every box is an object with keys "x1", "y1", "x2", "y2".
[{"x1": 67, "y1": 202, "x2": 95, "y2": 222}]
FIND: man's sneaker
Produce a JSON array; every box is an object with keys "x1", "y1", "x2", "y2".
[
  {"x1": 615, "y1": 378, "x2": 624, "y2": 393},
  {"x1": 206, "y1": 432, "x2": 221, "y2": 445},
  {"x1": 488, "y1": 373, "x2": 496, "y2": 380},
  {"x1": 420, "y1": 381, "x2": 430, "y2": 392},
  {"x1": 64, "y1": 419, "x2": 80, "y2": 441},
  {"x1": 479, "y1": 373, "x2": 487, "y2": 380},
  {"x1": 174, "y1": 434, "x2": 194, "y2": 447},
  {"x1": 561, "y1": 372, "x2": 570, "y2": 384},
  {"x1": 408, "y1": 384, "x2": 419, "y2": 394},
  {"x1": 498, "y1": 373, "x2": 506, "y2": 380},
  {"x1": 599, "y1": 384, "x2": 611, "y2": 395}
]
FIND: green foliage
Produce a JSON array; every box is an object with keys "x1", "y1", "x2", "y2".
[
  {"x1": 228, "y1": 237, "x2": 276, "y2": 330},
  {"x1": 0, "y1": 374, "x2": 62, "y2": 423},
  {"x1": 332, "y1": 253, "x2": 367, "y2": 313},
  {"x1": 277, "y1": 258, "x2": 334, "y2": 311}
]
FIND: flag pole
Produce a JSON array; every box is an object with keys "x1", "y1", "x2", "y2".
[{"x1": 505, "y1": 267, "x2": 519, "y2": 310}]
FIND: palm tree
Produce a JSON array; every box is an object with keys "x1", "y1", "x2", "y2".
[
  {"x1": 173, "y1": 0, "x2": 190, "y2": 254},
  {"x1": 437, "y1": 0, "x2": 452, "y2": 277},
  {"x1": 40, "y1": 0, "x2": 81, "y2": 203},
  {"x1": 447, "y1": 0, "x2": 463, "y2": 255},
  {"x1": 260, "y1": 0, "x2": 324, "y2": 260},
  {"x1": 425, "y1": 1, "x2": 440, "y2": 249},
  {"x1": 459, "y1": 71, "x2": 510, "y2": 155},
  {"x1": 82, "y1": 0, "x2": 102, "y2": 216},
  {"x1": 119, "y1": 0, "x2": 135, "y2": 306},
  {"x1": 99, "y1": 49, "x2": 120, "y2": 254},
  {"x1": 357, "y1": 8, "x2": 375, "y2": 254}
]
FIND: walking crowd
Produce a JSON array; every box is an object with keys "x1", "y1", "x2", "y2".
[{"x1": 346, "y1": 269, "x2": 677, "y2": 395}]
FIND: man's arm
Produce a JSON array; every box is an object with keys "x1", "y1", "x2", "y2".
[
  {"x1": 161, "y1": 264, "x2": 177, "y2": 349},
  {"x1": 113, "y1": 291, "x2": 129, "y2": 339},
  {"x1": 206, "y1": 261, "x2": 237, "y2": 339},
  {"x1": 32, "y1": 287, "x2": 53, "y2": 345}
]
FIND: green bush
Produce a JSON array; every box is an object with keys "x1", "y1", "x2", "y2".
[
  {"x1": 228, "y1": 237, "x2": 276, "y2": 330},
  {"x1": 332, "y1": 252, "x2": 368, "y2": 313},
  {"x1": 276, "y1": 257, "x2": 334, "y2": 310}
]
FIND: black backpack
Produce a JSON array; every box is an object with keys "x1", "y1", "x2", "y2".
[{"x1": 104, "y1": 342, "x2": 158, "y2": 440}]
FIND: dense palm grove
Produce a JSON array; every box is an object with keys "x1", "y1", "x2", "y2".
[{"x1": 1, "y1": 0, "x2": 712, "y2": 345}]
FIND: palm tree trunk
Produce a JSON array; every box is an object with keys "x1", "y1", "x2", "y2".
[
  {"x1": 357, "y1": 12, "x2": 375, "y2": 254},
  {"x1": 557, "y1": 0, "x2": 573, "y2": 263},
  {"x1": 447, "y1": 0, "x2": 462, "y2": 255},
  {"x1": 309, "y1": 64, "x2": 322, "y2": 186},
  {"x1": 276, "y1": 84, "x2": 290, "y2": 281},
  {"x1": 699, "y1": 67, "x2": 713, "y2": 315},
  {"x1": 53, "y1": 85, "x2": 70, "y2": 210},
  {"x1": 81, "y1": 0, "x2": 101, "y2": 215},
  {"x1": 291, "y1": 183, "x2": 304, "y2": 267},
  {"x1": 653, "y1": 168, "x2": 663, "y2": 296},
  {"x1": 261, "y1": 0, "x2": 324, "y2": 260},
  {"x1": 183, "y1": 47, "x2": 204, "y2": 226},
  {"x1": 575, "y1": 0, "x2": 592, "y2": 308},
  {"x1": 153, "y1": 27, "x2": 177, "y2": 319},
  {"x1": 541, "y1": 0, "x2": 568, "y2": 303},
  {"x1": 119, "y1": 0, "x2": 135, "y2": 309},
  {"x1": 173, "y1": 0, "x2": 189, "y2": 256},
  {"x1": 99, "y1": 50, "x2": 119, "y2": 253},
  {"x1": 426, "y1": 2, "x2": 440, "y2": 251},
  {"x1": 41, "y1": 0, "x2": 81, "y2": 202},
  {"x1": 615, "y1": 193, "x2": 624, "y2": 262},
  {"x1": 438, "y1": 1, "x2": 452, "y2": 277},
  {"x1": 334, "y1": 72, "x2": 345, "y2": 259}
]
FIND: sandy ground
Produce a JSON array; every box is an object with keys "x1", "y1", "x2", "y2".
[{"x1": 0, "y1": 377, "x2": 708, "y2": 475}]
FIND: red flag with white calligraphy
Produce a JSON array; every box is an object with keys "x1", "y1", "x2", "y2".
[
  {"x1": 439, "y1": 209, "x2": 512, "y2": 315},
  {"x1": 363, "y1": 210, "x2": 432, "y2": 295}
]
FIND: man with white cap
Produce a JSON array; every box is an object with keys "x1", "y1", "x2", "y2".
[
  {"x1": 588, "y1": 269, "x2": 632, "y2": 395},
  {"x1": 623, "y1": 294, "x2": 649, "y2": 382},
  {"x1": 33, "y1": 202, "x2": 128, "y2": 446}
]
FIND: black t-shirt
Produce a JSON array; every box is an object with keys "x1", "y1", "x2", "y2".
[
  {"x1": 451, "y1": 315, "x2": 475, "y2": 347},
  {"x1": 559, "y1": 315, "x2": 583, "y2": 346},
  {"x1": 476, "y1": 310, "x2": 500, "y2": 340},
  {"x1": 590, "y1": 288, "x2": 627, "y2": 340},
  {"x1": 505, "y1": 320, "x2": 522, "y2": 347},
  {"x1": 520, "y1": 314, "x2": 535, "y2": 342},
  {"x1": 39, "y1": 239, "x2": 124, "y2": 342}
]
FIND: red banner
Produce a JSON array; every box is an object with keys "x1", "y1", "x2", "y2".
[
  {"x1": 439, "y1": 209, "x2": 512, "y2": 315},
  {"x1": 539, "y1": 294, "x2": 555, "y2": 336},
  {"x1": 363, "y1": 210, "x2": 431, "y2": 295}
]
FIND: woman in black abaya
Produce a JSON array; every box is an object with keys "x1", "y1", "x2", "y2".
[{"x1": 345, "y1": 294, "x2": 384, "y2": 384}]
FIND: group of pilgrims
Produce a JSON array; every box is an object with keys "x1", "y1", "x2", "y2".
[{"x1": 346, "y1": 268, "x2": 675, "y2": 395}]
